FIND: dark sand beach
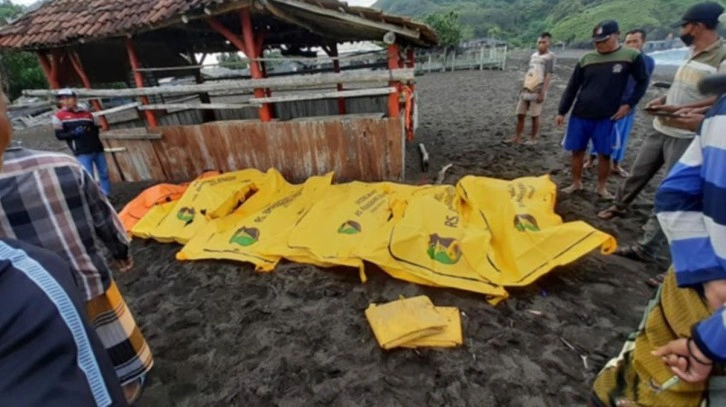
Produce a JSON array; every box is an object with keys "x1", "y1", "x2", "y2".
[{"x1": 14, "y1": 52, "x2": 675, "y2": 406}]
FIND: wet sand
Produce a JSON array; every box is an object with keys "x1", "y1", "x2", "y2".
[{"x1": 14, "y1": 54, "x2": 675, "y2": 406}]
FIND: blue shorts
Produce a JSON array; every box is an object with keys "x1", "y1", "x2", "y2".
[{"x1": 563, "y1": 116, "x2": 616, "y2": 156}]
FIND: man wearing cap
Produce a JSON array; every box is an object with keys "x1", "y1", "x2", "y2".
[
  {"x1": 53, "y1": 88, "x2": 110, "y2": 196},
  {"x1": 556, "y1": 20, "x2": 650, "y2": 199},
  {"x1": 597, "y1": 2, "x2": 726, "y2": 269}
]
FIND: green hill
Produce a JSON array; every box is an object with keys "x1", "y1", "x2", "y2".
[{"x1": 373, "y1": 0, "x2": 706, "y2": 45}]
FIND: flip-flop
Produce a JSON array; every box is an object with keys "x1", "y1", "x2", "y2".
[
  {"x1": 524, "y1": 139, "x2": 538, "y2": 145},
  {"x1": 598, "y1": 206, "x2": 626, "y2": 220},
  {"x1": 614, "y1": 246, "x2": 653, "y2": 263}
]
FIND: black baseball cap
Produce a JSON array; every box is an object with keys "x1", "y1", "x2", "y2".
[
  {"x1": 676, "y1": 2, "x2": 724, "y2": 27},
  {"x1": 592, "y1": 20, "x2": 619, "y2": 42}
]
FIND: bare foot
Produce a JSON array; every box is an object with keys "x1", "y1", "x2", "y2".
[
  {"x1": 505, "y1": 137, "x2": 522, "y2": 144},
  {"x1": 597, "y1": 188, "x2": 614, "y2": 200},
  {"x1": 612, "y1": 166, "x2": 629, "y2": 177},
  {"x1": 524, "y1": 138, "x2": 538, "y2": 145},
  {"x1": 123, "y1": 379, "x2": 143, "y2": 404},
  {"x1": 561, "y1": 184, "x2": 583, "y2": 194}
]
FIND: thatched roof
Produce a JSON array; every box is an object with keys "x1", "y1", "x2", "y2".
[{"x1": 0, "y1": 0, "x2": 438, "y2": 50}]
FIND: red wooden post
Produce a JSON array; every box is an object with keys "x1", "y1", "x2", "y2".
[
  {"x1": 207, "y1": 13, "x2": 271, "y2": 121},
  {"x1": 125, "y1": 37, "x2": 158, "y2": 128},
  {"x1": 387, "y1": 44, "x2": 401, "y2": 119},
  {"x1": 36, "y1": 52, "x2": 60, "y2": 89},
  {"x1": 326, "y1": 43, "x2": 346, "y2": 115},
  {"x1": 50, "y1": 49, "x2": 63, "y2": 89},
  {"x1": 68, "y1": 50, "x2": 109, "y2": 130},
  {"x1": 241, "y1": 9, "x2": 272, "y2": 122}
]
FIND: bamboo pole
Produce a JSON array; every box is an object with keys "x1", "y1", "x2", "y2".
[
  {"x1": 125, "y1": 37, "x2": 158, "y2": 128},
  {"x1": 23, "y1": 69, "x2": 416, "y2": 99}
]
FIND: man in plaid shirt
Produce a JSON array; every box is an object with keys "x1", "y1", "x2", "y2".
[{"x1": 0, "y1": 104, "x2": 153, "y2": 403}]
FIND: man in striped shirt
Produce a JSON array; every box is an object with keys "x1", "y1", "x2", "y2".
[
  {"x1": 0, "y1": 91, "x2": 152, "y2": 402},
  {"x1": 652, "y1": 87, "x2": 726, "y2": 381}
]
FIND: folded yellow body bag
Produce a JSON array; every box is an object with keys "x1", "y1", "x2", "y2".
[{"x1": 365, "y1": 296, "x2": 462, "y2": 350}]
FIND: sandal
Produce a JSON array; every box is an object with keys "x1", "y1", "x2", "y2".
[
  {"x1": 614, "y1": 245, "x2": 653, "y2": 263},
  {"x1": 645, "y1": 273, "x2": 667, "y2": 288},
  {"x1": 598, "y1": 205, "x2": 626, "y2": 220}
]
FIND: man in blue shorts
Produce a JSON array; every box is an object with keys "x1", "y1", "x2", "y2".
[
  {"x1": 584, "y1": 29, "x2": 656, "y2": 177},
  {"x1": 556, "y1": 20, "x2": 650, "y2": 199}
]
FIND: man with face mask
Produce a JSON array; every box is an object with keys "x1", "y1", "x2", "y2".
[{"x1": 597, "y1": 2, "x2": 726, "y2": 270}]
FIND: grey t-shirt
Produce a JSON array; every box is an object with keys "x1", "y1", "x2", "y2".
[{"x1": 523, "y1": 51, "x2": 556, "y2": 94}]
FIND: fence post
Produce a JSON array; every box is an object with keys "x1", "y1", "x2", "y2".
[
  {"x1": 479, "y1": 46, "x2": 484, "y2": 70},
  {"x1": 502, "y1": 45, "x2": 508, "y2": 70}
]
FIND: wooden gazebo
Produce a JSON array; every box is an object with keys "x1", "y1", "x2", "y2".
[{"x1": 0, "y1": 0, "x2": 437, "y2": 182}]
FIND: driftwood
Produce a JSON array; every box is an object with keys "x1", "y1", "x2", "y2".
[
  {"x1": 418, "y1": 143, "x2": 429, "y2": 172},
  {"x1": 435, "y1": 163, "x2": 452, "y2": 185}
]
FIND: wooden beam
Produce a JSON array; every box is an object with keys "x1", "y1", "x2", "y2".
[
  {"x1": 270, "y1": 0, "x2": 421, "y2": 40},
  {"x1": 23, "y1": 69, "x2": 416, "y2": 98},
  {"x1": 36, "y1": 52, "x2": 59, "y2": 89},
  {"x1": 249, "y1": 87, "x2": 394, "y2": 105},
  {"x1": 206, "y1": 17, "x2": 250, "y2": 56},
  {"x1": 102, "y1": 133, "x2": 162, "y2": 140},
  {"x1": 125, "y1": 37, "x2": 159, "y2": 128},
  {"x1": 93, "y1": 102, "x2": 140, "y2": 117},
  {"x1": 68, "y1": 50, "x2": 109, "y2": 130},
  {"x1": 139, "y1": 103, "x2": 254, "y2": 110}
]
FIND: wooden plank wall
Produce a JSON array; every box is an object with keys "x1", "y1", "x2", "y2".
[{"x1": 108, "y1": 117, "x2": 403, "y2": 183}]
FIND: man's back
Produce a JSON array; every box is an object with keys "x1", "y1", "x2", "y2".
[{"x1": 0, "y1": 148, "x2": 128, "y2": 301}]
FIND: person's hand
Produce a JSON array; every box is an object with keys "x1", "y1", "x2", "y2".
[
  {"x1": 645, "y1": 96, "x2": 666, "y2": 110},
  {"x1": 537, "y1": 93, "x2": 545, "y2": 103},
  {"x1": 612, "y1": 104, "x2": 631, "y2": 121},
  {"x1": 675, "y1": 106, "x2": 711, "y2": 117},
  {"x1": 656, "y1": 105, "x2": 680, "y2": 113},
  {"x1": 653, "y1": 338, "x2": 713, "y2": 384},
  {"x1": 671, "y1": 112, "x2": 705, "y2": 132},
  {"x1": 112, "y1": 257, "x2": 134, "y2": 273},
  {"x1": 555, "y1": 115, "x2": 565, "y2": 127}
]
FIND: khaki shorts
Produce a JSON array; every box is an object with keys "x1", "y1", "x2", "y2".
[{"x1": 516, "y1": 94, "x2": 543, "y2": 117}]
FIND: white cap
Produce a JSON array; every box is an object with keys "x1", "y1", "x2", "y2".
[{"x1": 56, "y1": 88, "x2": 76, "y2": 98}]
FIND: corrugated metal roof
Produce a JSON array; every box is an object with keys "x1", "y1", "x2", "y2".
[{"x1": 0, "y1": 0, "x2": 437, "y2": 50}]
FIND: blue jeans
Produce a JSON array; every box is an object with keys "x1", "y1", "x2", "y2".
[{"x1": 76, "y1": 153, "x2": 110, "y2": 196}]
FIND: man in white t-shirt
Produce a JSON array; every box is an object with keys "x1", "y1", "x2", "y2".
[{"x1": 511, "y1": 32, "x2": 556, "y2": 145}]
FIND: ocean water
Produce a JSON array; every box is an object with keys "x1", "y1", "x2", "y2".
[{"x1": 648, "y1": 47, "x2": 689, "y2": 66}]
